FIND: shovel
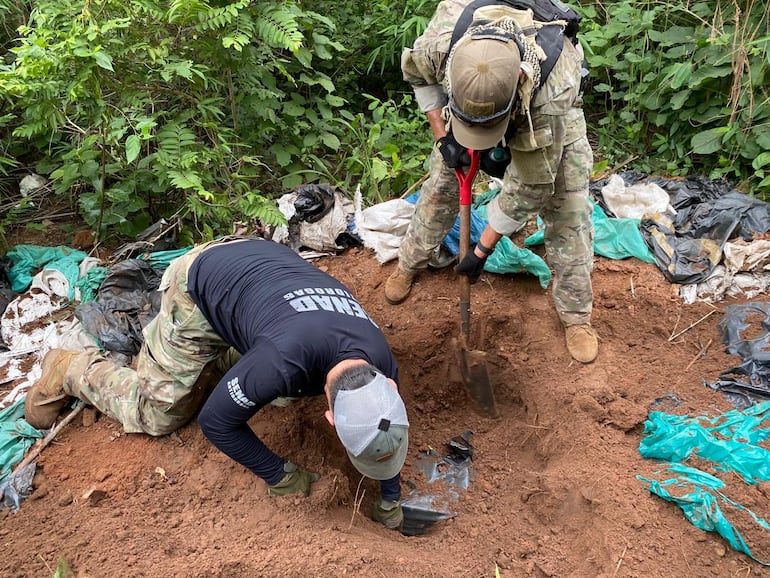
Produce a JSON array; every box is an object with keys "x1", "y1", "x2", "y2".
[{"x1": 454, "y1": 150, "x2": 498, "y2": 418}]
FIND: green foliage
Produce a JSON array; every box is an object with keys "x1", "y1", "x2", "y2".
[
  {"x1": 0, "y1": 0, "x2": 345, "y2": 241},
  {"x1": 3, "y1": 0, "x2": 768, "y2": 247},
  {"x1": 364, "y1": 0, "x2": 433, "y2": 76},
  {"x1": 286, "y1": 94, "x2": 430, "y2": 204},
  {"x1": 577, "y1": 0, "x2": 770, "y2": 198}
]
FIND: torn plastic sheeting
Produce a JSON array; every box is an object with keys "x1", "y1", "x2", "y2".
[
  {"x1": 665, "y1": 181, "x2": 770, "y2": 242},
  {"x1": 594, "y1": 172, "x2": 770, "y2": 241},
  {"x1": 638, "y1": 463, "x2": 770, "y2": 566},
  {"x1": 400, "y1": 432, "x2": 472, "y2": 536},
  {"x1": 639, "y1": 403, "x2": 770, "y2": 564},
  {"x1": 0, "y1": 461, "x2": 36, "y2": 512},
  {"x1": 631, "y1": 172, "x2": 770, "y2": 284},
  {"x1": 642, "y1": 212, "x2": 723, "y2": 284},
  {"x1": 75, "y1": 266, "x2": 110, "y2": 304},
  {"x1": 724, "y1": 239, "x2": 770, "y2": 274},
  {"x1": 0, "y1": 291, "x2": 67, "y2": 352},
  {"x1": 273, "y1": 185, "x2": 361, "y2": 253},
  {"x1": 0, "y1": 460, "x2": 35, "y2": 512},
  {"x1": 400, "y1": 497, "x2": 453, "y2": 537},
  {"x1": 718, "y1": 303, "x2": 770, "y2": 365},
  {"x1": 404, "y1": 191, "x2": 553, "y2": 289},
  {"x1": 0, "y1": 398, "x2": 42, "y2": 484},
  {"x1": 29, "y1": 255, "x2": 102, "y2": 302},
  {"x1": 524, "y1": 198, "x2": 656, "y2": 265},
  {"x1": 293, "y1": 183, "x2": 336, "y2": 223},
  {"x1": 6, "y1": 245, "x2": 87, "y2": 299},
  {"x1": 141, "y1": 247, "x2": 192, "y2": 271},
  {"x1": 74, "y1": 259, "x2": 163, "y2": 356},
  {"x1": 640, "y1": 402, "x2": 770, "y2": 483},
  {"x1": 680, "y1": 259, "x2": 770, "y2": 306},
  {"x1": 414, "y1": 449, "x2": 472, "y2": 490},
  {"x1": 598, "y1": 173, "x2": 675, "y2": 219},
  {"x1": 705, "y1": 303, "x2": 770, "y2": 405}
]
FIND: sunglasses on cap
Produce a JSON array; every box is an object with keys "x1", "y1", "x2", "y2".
[{"x1": 449, "y1": 89, "x2": 516, "y2": 127}]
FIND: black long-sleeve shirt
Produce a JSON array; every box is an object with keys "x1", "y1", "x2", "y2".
[{"x1": 189, "y1": 240, "x2": 401, "y2": 498}]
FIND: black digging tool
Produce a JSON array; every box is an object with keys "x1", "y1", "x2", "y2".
[
  {"x1": 454, "y1": 150, "x2": 498, "y2": 418},
  {"x1": 400, "y1": 501, "x2": 452, "y2": 536}
]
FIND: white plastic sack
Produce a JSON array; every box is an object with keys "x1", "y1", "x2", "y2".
[
  {"x1": 723, "y1": 239, "x2": 770, "y2": 274},
  {"x1": 356, "y1": 198, "x2": 415, "y2": 264},
  {"x1": 680, "y1": 240, "x2": 770, "y2": 304},
  {"x1": 299, "y1": 190, "x2": 353, "y2": 252},
  {"x1": 601, "y1": 174, "x2": 674, "y2": 219}
]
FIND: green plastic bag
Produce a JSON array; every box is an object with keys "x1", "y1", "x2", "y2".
[
  {"x1": 638, "y1": 463, "x2": 770, "y2": 565},
  {"x1": 473, "y1": 193, "x2": 552, "y2": 288},
  {"x1": 6, "y1": 245, "x2": 87, "y2": 299},
  {"x1": 525, "y1": 200, "x2": 656, "y2": 264},
  {"x1": 483, "y1": 237, "x2": 552, "y2": 288},
  {"x1": 638, "y1": 401, "x2": 770, "y2": 564},
  {"x1": 0, "y1": 398, "x2": 43, "y2": 483},
  {"x1": 640, "y1": 403, "x2": 770, "y2": 483},
  {"x1": 141, "y1": 246, "x2": 192, "y2": 270},
  {"x1": 75, "y1": 267, "x2": 110, "y2": 304}
]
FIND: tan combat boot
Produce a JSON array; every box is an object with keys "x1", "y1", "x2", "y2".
[
  {"x1": 24, "y1": 349, "x2": 80, "y2": 429},
  {"x1": 565, "y1": 324, "x2": 598, "y2": 364},
  {"x1": 384, "y1": 266, "x2": 415, "y2": 305}
]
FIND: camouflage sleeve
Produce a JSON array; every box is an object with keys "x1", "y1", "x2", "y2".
[{"x1": 400, "y1": 0, "x2": 471, "y2": 112}]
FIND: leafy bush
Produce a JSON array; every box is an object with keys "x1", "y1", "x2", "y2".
[
  {"x1": 2, "y1": 0, "x2": 768, "y2": 248},
  {"x1": 577, "y1": 0, "x2": 770, "y2": 198},
  {"x1": 0, "y1": 0, "x2": 438, "y2": 242},
  {"x1": 287, "y1": 94, "x2": 430, "y2": 203},
  {"x1": 0, "y1": 0, "x2": 346, "y2": 241}
]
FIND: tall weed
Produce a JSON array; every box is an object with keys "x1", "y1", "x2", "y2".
[{"x1": 578, "y1": 0, "x2": 770, "y2": 198}]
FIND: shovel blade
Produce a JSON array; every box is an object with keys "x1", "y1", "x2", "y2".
[{"x1": 454, "y1": 341, "x2": 498, "y2": 418}]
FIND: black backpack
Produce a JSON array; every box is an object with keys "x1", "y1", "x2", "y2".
[{"x1": 449, "y1": 0, "x2": 582, "y2": 85}]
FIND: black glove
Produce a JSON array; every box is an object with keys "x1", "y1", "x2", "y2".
[
  {"x1": 436, "y1": 134, "x2": 471, "y2": 168},
  {"x1": 480, "y1": 146, "x2": 511, "y2": 178},
  {"x1": 454, "y1": 246, "x2": 488, "y2": 284}
]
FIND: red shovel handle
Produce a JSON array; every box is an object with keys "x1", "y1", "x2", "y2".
[{"x1": 455, "y1": 149, "x2": 480, "y2": 207}]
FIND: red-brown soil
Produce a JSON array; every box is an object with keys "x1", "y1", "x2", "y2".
[{"x1": 2, "y1": 236, "x2": 767, "y2": 577}]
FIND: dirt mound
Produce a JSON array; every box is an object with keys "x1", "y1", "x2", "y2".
[{"x1": 2, "y1": 246, "x2": 766, "y2": 577}]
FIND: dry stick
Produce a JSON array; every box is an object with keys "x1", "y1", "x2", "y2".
[
  {"x1": 669, "y1": 308, "x2": 683, "y2": 340},
  {"x1": 609, "y1": 155, "x2": 639, "y2": 175},
  {"x1": 668, "y1": 310, "x2": 717, "y2": 342},
  {"x1": 629, "y1": 275, "x2": 636, "y2": 298},
  {"x1": 612, "y1": 545, "x2": 628, "y2": 578},
  {"x1": 11, "y1": 402, "x2": 85, "y2": 476},
  {"x1": 400, "y1": 172, "x2": 430, "y2": 199},
  {"x1": 348, "y1": 475, "x2": 367, "y2": 530},
  {"x1": 685, "y1": 338, "x2": 713, "y2": 371}
]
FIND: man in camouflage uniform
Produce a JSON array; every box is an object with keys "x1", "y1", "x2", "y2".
[
  {"x1": 24, "y1": 239, "x2": 409, "y2": 529},
  {"x1": 384, "y1": 0, "x2": 598, "y2": 363}
]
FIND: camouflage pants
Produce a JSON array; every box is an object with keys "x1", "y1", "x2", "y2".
[
  {"x1": 398, "y1": 108, "x2": 594, "y2": 326},
  {"x1": 62, "y1": 241, "x2": 233, "y2": 436}
]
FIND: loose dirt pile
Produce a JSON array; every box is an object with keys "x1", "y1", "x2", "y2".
[{"x1": 2, "y1": 242, "x2": 767, "y2": 577}]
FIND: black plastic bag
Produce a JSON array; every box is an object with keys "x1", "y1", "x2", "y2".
[
  {"x1": 292, "y1": 184, "x2": 336, "y2": 224},
  {"x1": 706, "y1": 302, "x2": 770, "y2": 407},
  {"x1": 595, "y1": 172, "x2": 770, "y2": 284},
  {"x1": 75, "y1": 259, "x2": 163, "y2": 356}
]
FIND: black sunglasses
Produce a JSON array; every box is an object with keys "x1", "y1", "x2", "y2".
[{"x1": 449, "y1": 89, "x2": 515, "y2": 127}]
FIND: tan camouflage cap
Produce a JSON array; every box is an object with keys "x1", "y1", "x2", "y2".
[{"x1": 448, "y1": 30, "x2": 521, "y2": 150}]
